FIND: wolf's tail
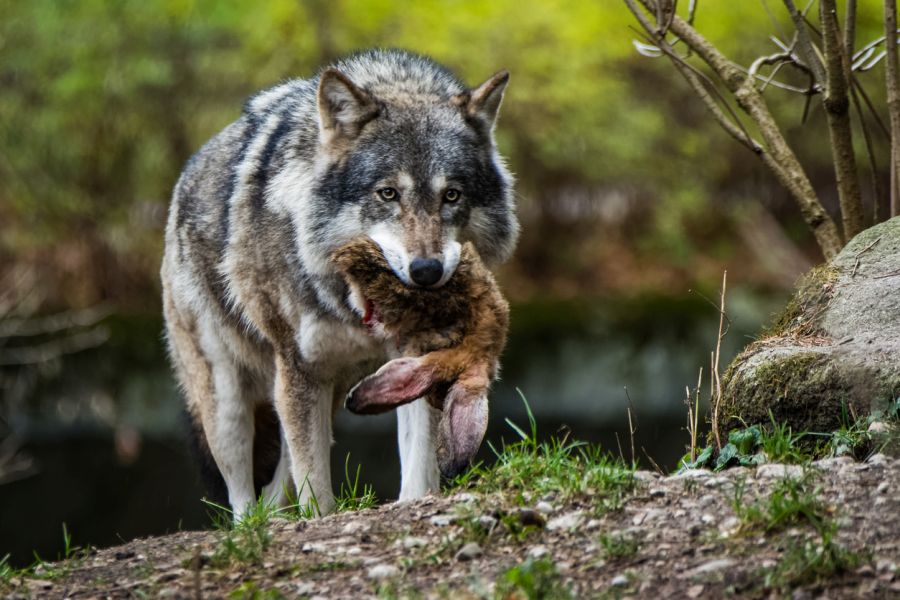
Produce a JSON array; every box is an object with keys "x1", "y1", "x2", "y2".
[{"x1": 186, "y1": 404, "x2": 282, "y2": 507}]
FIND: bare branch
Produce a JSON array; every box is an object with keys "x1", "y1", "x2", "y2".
[
  {"x1": 628, "y1": 0, "x2": 843, "y2": 257},
  {"x1": 845, "y1": 0, "x2": 858, "y2": 56},
  {"x1": 886, "y1": 0, "x2": 900, "y2": 217},
  {"x1": 851, "y1": 81, "x2": 885, "y2": 222},
  {"x1": 820, "y1": 0, "x2": 865, "y2": 237},
  {"x1": 782, "y1": 0, "x2": 827, "y2": 85}
]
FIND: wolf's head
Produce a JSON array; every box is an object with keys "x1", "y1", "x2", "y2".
[{"x1": 309, "y1": 50, "x2": 518, "y2": 292}]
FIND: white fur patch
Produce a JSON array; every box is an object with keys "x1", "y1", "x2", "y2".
[
  {"x1": 397, "y1": 399, "x2": 440, "y2": 501},
  {"x1": 369, "y1": 223, "x2": 412, "y2": 285},
  {"x1": 436, "y1": 239, "x2": 462, "y2": 287}
]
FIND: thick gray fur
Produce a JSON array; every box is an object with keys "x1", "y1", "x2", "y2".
[{"x1": 161, "y1": 49, "x2": 517, "y2": 518}]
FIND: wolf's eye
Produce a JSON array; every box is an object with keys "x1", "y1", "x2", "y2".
[
  {"x1": 377, "y1": 187, "x2": 398, "y2": 201},
  {"x1": 443, "y1": 189, "x2": 461, "y2": 203}
]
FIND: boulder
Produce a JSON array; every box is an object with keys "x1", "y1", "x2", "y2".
[{"x1": 720, "y1": 217, "x2": 900, "y2": 434}]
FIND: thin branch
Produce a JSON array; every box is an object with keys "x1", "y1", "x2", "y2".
[
  {"x1": 627, "y1": 0, "x2": 844, "y2": 258},
  {"x1": 820, "y1": 0, "x2": 865, "y2": 237},
  {"x1": 850, "y1": 82, "x2": 885, "y2": 222},
  {"x1": 886, "y1": 0, "x2": 900, "y2": 217},
  {"x1": 782, "y1": 0, "x2": 827, "y2": 85},
  {"x1": 845, "y1": 0, "x2": 858, "y2": 57}
]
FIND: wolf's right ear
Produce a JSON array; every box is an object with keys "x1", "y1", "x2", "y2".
[
  {"x1": 452, "y1": 70, "x2": 509, "y2": 133},
  {"x1": 317, "y1": 68, "x2": 380, "y2": 145}
]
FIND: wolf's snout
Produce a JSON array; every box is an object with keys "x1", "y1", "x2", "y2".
[{"x1": 410, "y1": 257, "x2": 443, "y2": 287}]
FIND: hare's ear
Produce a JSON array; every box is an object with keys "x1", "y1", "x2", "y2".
[
  {"x1": 437, "y1": 382, "x2": 489, "y2": 479},
  {"x1": 345, "y1": 357, "x2": 435, "y2": 415}
]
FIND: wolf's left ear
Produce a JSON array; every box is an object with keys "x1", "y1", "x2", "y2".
[
  {"x1": 452, "y1": 70, "x2": 509, "y2": 132},
  {"x1": 317, "y1": 68, "x2": 380, "y2": 144}
]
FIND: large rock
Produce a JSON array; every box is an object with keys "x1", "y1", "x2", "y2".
[{"x1": 720, "y1": 217, "x2": 900, "y2": 434}]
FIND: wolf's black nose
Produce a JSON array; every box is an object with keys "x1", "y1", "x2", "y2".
[{"x1": 410, "y1": 258, "x2": 443, "y2": 286}]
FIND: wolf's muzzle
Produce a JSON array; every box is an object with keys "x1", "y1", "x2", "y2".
[{"x1": 409, "y1": 257, "x2": 443, "y2": 287}]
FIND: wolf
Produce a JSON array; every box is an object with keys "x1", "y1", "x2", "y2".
[{"x1": 161, "y1": 49, "x2": 518, "y2": 519}]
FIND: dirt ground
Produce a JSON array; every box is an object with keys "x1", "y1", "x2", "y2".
[{"x1": 4, "y1": 455, "x2": 899, "y2": 599}]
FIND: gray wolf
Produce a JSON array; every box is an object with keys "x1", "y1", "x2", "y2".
[
  {"x1": 161, "y1": 48, "x2": 517, "y2": 519},
  {"x1": 332, "y1": 237, "x2": 509, "y2": 477}
]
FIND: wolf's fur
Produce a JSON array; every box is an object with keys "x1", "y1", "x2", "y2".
[{"x1": 162, "y1": 49, "x2": 517, "y2": 518}]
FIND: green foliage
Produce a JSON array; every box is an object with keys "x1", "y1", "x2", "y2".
[
  {"x1": 495, "y1": 558, "x2": 573, "y2": 600},
  {"x1": 229, "y1": 581, "x2": 286, "y2": 600},
  {"x1": 598, "y1": 530, "x2": 641, "y2": 560},
  {"x1": 731, "y1": 475, "x2": 828, "y2": 534},
  {"x1": 205, "y1": 498, "x2": 276, "y2": 566},
  {"x1": 760, "y1": 529, "x2": 866, "y2": 592},
  {"x1": 452, "y1": 392, "x2": 635, "y2": 515},
  {"x1": 335, "y1": 454, "x2": 378, "y2": 513}
]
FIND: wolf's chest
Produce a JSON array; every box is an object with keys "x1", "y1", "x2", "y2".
[{"x1": 298, "y1": 315, "x2": 383, "y2": 370}]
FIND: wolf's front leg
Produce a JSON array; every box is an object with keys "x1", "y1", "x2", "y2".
[
  {"x1": 397, "y1": 398, "x2": 441, "y2": 500},
  {"x1": 273, "y1": 352, "x2": 335, "y2": 515}
]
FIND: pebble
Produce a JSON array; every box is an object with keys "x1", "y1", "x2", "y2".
[
  {"x1": 634, "y1": 470, "x2": 660, "y2": 482},
  {"x1": 704, "y1": 476, "x2": 729, "y2": 489},
  {"x1": 868, "y1": 421, "x2": 890, "y2": 434},
  {"x1": 528, "y1": 545, "x2": 549, "y2": 559},
  {"x1": 877, "y1": 481, "x2": 890, "y2": 494},
  {"x1": 366, "y1": 564, "x2": 400, "y2": 579},
  {"x1": 295, "y1": 582, "x2": 316, "y2": 595},
  {"x1": 547, "y1": 510, "x2": 585, "y2": 531},
  {"x1": 698, "y1": 494, "x2": 716, "y2": 509},
  {"x1": 517, "y1": 508, "x2": 546, "y2": 528},
  {"x1": 648, "y1": 487, "x2": 666, "y2": 498},
  {"x1": 691, "y1": 558, "x2": 736, "y2": 575},
  {"x1": 756, "y1": 464, "x2": 804, "y2": 479},
  {"x1": 429, "y1": 514, "x2": 454, "y2": 527},
  {"x1": 876, "y1": 559, "x2": 897, "y2": 574},
  {"x1": 341, "y1": 521, "x2": 368, "y2": 535},
  {"x1": 477, "y1": 515, "x2": 498, "y2": 530},
  {"x1": 535, "y1": 501, "x2": 554, "y2": 514},
  {"x1": 814, "y1": 456, "x2": 854, "y2": 471},
  {"x1": 867, "y1": 453, "x2": 889, "y2": 467},
  {"x1": 610, "y1": 574, "x2": 629, "y2": 587},
  {"x1": 453, "y1": 492, "x2": 477, "y2": 504},
  {"x1": 455, "y1": 542, "x2": 482, "y2": 561},
  {"x1": 400, "y1": 536, "x2": 427, "y2": 549},
  {"x1": 673, "y1": 469, "x2": 712, "y2": 480},
  {"x1": 700, "y1": 514, "x2": 716, "y2": 525},
  {"x1": 686, "y1": 584, "x2": 705, "y2": 598}
]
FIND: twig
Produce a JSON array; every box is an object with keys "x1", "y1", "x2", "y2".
[
  {"x1": 711, "y1": 271, "x2": 727, "y2": 450},
  {"x1": 782, "y1": 0, "x2": 827, "y2": 84},
  {"x1": 624, "y1": 387, "x2": 637, "y2": 468},
  {"x1": 850, "y1": 81, "x2": 885, "y2": 221},
  {"x1": 851, "y1": 235, "x2": 882, "y2": 276},
  {"x1": 886, "y1": 0, "x2": 900, "y2": 216}
]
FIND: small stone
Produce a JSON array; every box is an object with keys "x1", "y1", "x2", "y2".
[
  {"x1": 366, "y1": 564, "x2": 399, "y2": 579},
  {"x1": 704, "y1": 477, "x2": 728, "y2": 489},
  {"x1": 868, "y1": 453, "x2": 889, "y2": 467},
  {"x1": 698, "y1": 494, "x2": 716, "y2": 508},
  {"x1": 453, "y1": 492, "x2": 477, "y2": 504},
  {"x1": 528, "y1": 545, "x2": 549, "y2": 559},
  {"x1": 691, "y1": 558, "x2": 736, "y2": 575},
  {"x1": 648, "y1": 487, "x2": 666, "y2": 498},
  {"x1": 611, "y1": 574, "x2": 629, "y2": 587},
  {"x1": 633, "y1": 470, "x2": 660, "y2": 482},
  {"x1": 874, "y1": 497, "x2": 888, "y2": 507},
  {"x1": 341, "y1": 520, "x2": 368, "y2": 535},
  {"x1": 477, "y1": 515, "x2": 498, "y2": 530},
  {"x1": 876, "y1": 559, "x2": 897, "y2": 574},
  {"x1": 346, "y1": 547, "x2": 362, "y2": 556},
  {"x1": 700, "y1": 514, "x2": 716, "y2": 525},
  {"x1": 535, "y1": 501, "x2": 554, "y2": 514},
  {"x1": 868, "y1": 421, "x2": 890, "y2": 434},
  {"x1": 791, "y1": 590, "x2": 813, "y2": 600},
  {"x1": 856, "y1": 564, "x2": 875, "y2": 576},
  {"x1": 295, "y1": 582, "x2": 316, "y2": 595},
  {"x1": 674, "y1": 469, "x2": 712, "y2": 480},
  {"x1": 687, "y1": 584, "x2": 704, "y2": 598},
  {"x1": 814, "y1": 456, "x2": 854, "y2": 471},
  {"x1": 400, "y1": 536, "x2": 427, "y2": 549},
  {"x1": 586, "y1": 519, "x2": 603, "y2": 530},
  {"x1": 547, "y1": 510, "x2": 585, "y2": 531},
  {"x1": 877, "y1": 481, "x2": 890, "y2": 494},
  {"x1": 455, "y1": 542, "x2": 482, "y2": 562},
  {"x1": 429, "y1": 514, "x2": 454, "y2": 527},
  {"x1": 756, "y1": 464, "x2": 804, "y2": 479},
  {"x1": 114, "y1": 550, "x2": 135, "y2": 560},
  {"x1": 854, "y1": 463, "x2": 870, "y2": 472}
]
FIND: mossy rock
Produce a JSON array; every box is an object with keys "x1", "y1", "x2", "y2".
[{"x1": 721, "y1": 217, "x2": 900, "y2": 435}]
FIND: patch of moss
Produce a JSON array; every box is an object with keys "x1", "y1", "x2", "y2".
[
  {"x1": 764, "y1": 264, "x2": 839, "y2": 339},
  {"x1": 720, "y1": 350, "x2": 851, "y2": 435}
]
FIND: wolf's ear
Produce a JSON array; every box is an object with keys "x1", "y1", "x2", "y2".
[
  {"x1": 317, "y1": 68, "x2": 379, "y2": 144},
  {"x1": 452, "y1": 70, "x2": 509, "y2": 132}
]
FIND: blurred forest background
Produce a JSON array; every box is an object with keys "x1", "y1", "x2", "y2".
[{"x1": 0, "y1": 1, "x2": 892, "y2": 566}]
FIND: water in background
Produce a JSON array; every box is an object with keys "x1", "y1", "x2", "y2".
[{"x1": 0, "y1": 289, "x2": 784, "y2": 566}]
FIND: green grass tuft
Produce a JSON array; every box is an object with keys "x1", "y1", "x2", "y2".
[
  {"x1": 452, "y1": 391, "x2": 635, "y2": 515},
  {"x1": 495, "y1": 558, "x2": 573, "y2": 600}
]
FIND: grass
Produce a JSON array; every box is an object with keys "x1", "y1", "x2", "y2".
[
  {"x1": 452, "y1": 392, "x2": 635, "y2": 516},
  {"x1": 731, "y1": 473, "x2": 830, "y2": 534},
  {"x1": 494, "y1": 558, "x2": 573, "y2": 600},
  {"x1": 0, "y1": 523, "x2": 86, "y2": 587},
  {"x1": 598, "y1": 530, "x2": 641, "y2": 560}
]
